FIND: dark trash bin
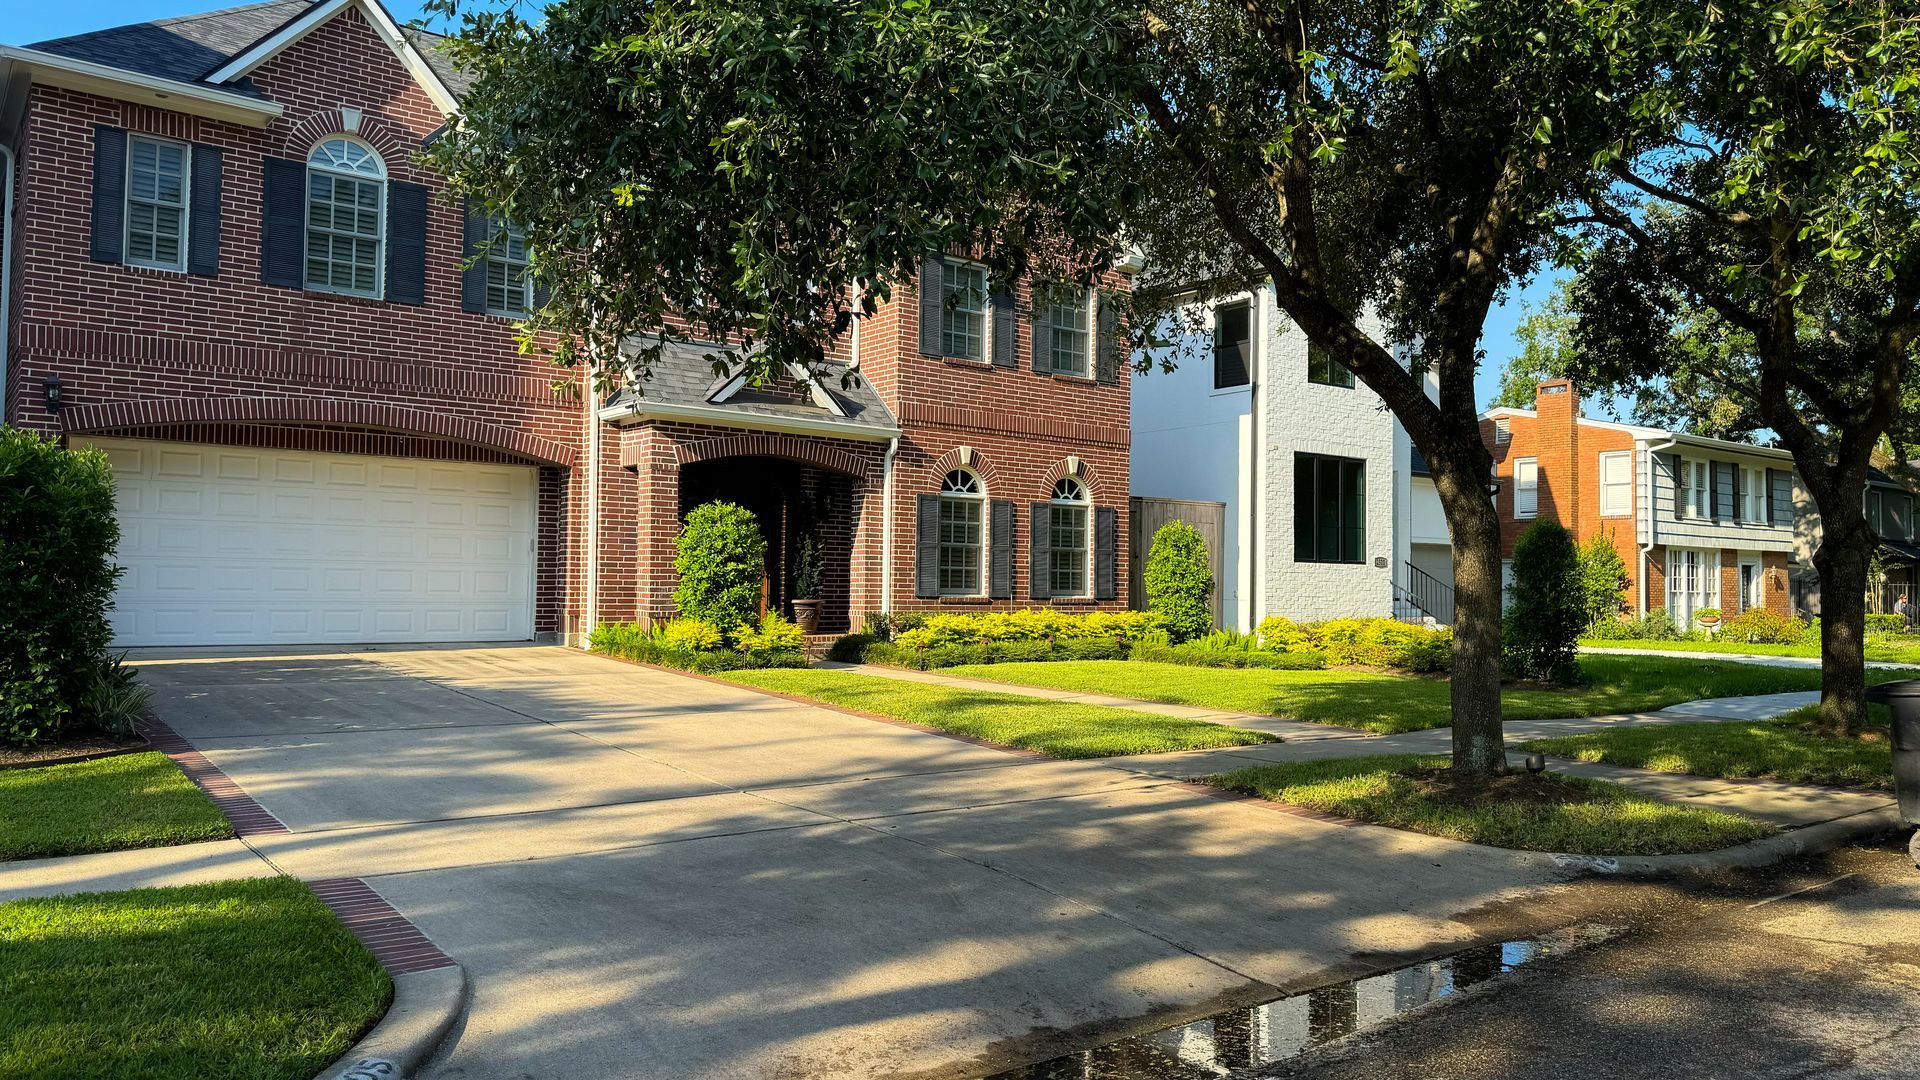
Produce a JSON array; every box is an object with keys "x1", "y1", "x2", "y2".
[{"x1": 1861, "y1": 682, "x2": 1920, "y2": 867}]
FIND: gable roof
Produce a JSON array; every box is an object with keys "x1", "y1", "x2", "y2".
[
  {"x1": 600, "y1": 339, "x2": 900, "y2": 441},
  {"x1": 19, "y1": 0, "x2": 463, "y2": 112}
]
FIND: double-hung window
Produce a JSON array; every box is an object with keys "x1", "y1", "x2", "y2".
[
  {"x1": 941, "y1": 262, "x2": 987, "y2": 361},
  {"x1": 1599, "y1": 451, "x2": 1631, "y2": 516},
  {"x1": 125, "y1": 135, "x2": 188, "y2": 271},
  {"x1": 1742, "y1": 466, "x2": 1767, "y2": 523},
  {"x1": 1680, "y1": 459, "x2": 1711, "y2": 518},
  {"x1": 1213, "y1": 301, "x2": 1251, "y2": 389},
  {"x1": 1047, "y1": 288, "x2": 1092, "y2": 377},
  {"x1": 1294, "y1": 452, "x2": 1365, "y2": 564},
  {"x1": 1048, "y1": 478, "x2": 1091, "y2": 597},
  {"x1": 484, "y1": 221, "x2": 533, "y2": 317},
  {"x1": 1514, "y1": 458, "x2": 1539, "y2": 519},
  {"x1": 937, "y1": 469, "x2": 985, "y2": 595},
  {"x1": 1307, "y1": 344, "x2": 1355, "y2": 388},
  {"x1": 304, "y1": 137, "x2": 385, "y2": 297}
]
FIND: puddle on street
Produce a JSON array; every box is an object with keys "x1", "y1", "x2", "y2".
[{"x1": 986, "y1": 924, "x2": 1622, "y2": 1079}]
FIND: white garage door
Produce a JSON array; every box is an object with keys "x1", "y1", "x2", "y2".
[{"x1": 86, "y1": 439, "x2": 536, "y2": 646}]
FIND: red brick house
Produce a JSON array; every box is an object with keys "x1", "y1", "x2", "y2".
[
  {"x1": 1483, "y1": 379, "x2": 1796, "y2": 625},
  {"x1": 0, "y1": 0, "x2": 1133, "y2": 646}
]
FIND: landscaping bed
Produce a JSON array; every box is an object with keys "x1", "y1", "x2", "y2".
[
  {"x1": 1521, "y1": 704, "x2": 1897, "y2": 791},
  {"x1": 0, "y1": 877, "x2": 389, "y2": 1079},
  {"x1": 1204, "y1": 754, "x2": 1776, "y2": 855},
  {"x1": 931, "y1": 655, "x2": 1887, "y2": 735},
  {"x1": 721, "y1": 668, "x2": 1278, "y2": 758},
  {"x1": 590, "y1": 618, "x2": 808, "y2": 673},
  {"x1": 0, "y1": 752, "x2": 232, "y2": 861}
]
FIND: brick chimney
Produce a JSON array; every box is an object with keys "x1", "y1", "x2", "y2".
[{"x1": 1534, "y1": 379, "x2": 1578, "y2": 530}]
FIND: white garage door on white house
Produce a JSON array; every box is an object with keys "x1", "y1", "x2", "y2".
[{"x1": 84, "y1": 438, "x2": 536, "y2": 647}]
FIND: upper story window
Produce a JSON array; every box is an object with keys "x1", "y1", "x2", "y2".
[
  {"x1": 1294, "y1": 452, "x2": 1365, "y2": 564},
  {"x1": 1048, "y1": 478, "x2": 1091, "y2": 597},
  {"x1": 1047, "y1": 289, "x2": 1092, "y2": 377},
  {"x1": 484, "y1": 222, "x2": 533, "y2": 317},
  {"x1": 1214, "y1": 301, "x2": 1251, "y2": 389},
  {"x1": 1599, "y1": 451, "x2": 1631, "y2": 517},
  {"x1": 305, "y1": 138, "x2": 386, "y2": 298},
  {"x1": 1513, "y1": 457, "x2": 1539, "y2": 519},
  {"x1": 125, "y1": 135, "x2": 188, "y2": 272},
  {"x1": 941, "y1": 262, "x2": 987, "y2": 361},
  {"x1": 937, "y1": 468, "x2": 986, "y2": 596},
  {"x1": 1307, "y1": 344, "x2": 1355, "y2": 388},
  {"x1": 1742, "y1": 466, "x2": 1767, "y2": 523},
  {"x1": 1676, "y1": 458, "x2": 1711, "y2": 518}
]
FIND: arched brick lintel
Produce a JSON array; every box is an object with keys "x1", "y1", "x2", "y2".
[
  {"x1": 61, "y1": 397, "x2": 577, "y2": 467},
  {"x1": 925, "y1": 445, "x2": 1004, "y2": 494},
  {"x1": 676, "y1": 432, "x2": 877, "y2": 480},
  {"x1": 1039, "y1": 456, "x2": 1104, "y2": 500}
]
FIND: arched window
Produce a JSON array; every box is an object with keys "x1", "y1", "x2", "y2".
[
  {"x1": 305, "y1": 137, "x2": 386, "y2": 297},
  {"x1": 1048, "y1": 477, "x2": 1091, "y2": 597},
  {"x1": 938, "y1": 468, "x2": 986, "y2": 596}
]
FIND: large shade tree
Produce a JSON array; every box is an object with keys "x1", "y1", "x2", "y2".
[
  {"x1": 429, "y1": 0, "x2": 1676, "y2": 774},
  {"x1": 1564, "y1": 0, "x2": 1920, "y2": 735}
]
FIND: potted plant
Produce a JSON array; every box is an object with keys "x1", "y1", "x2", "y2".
[
  {"x1": 791, "y1": 533, "x2": 823, "y2": 634},
  {"x1": 1693, "y1": 607, "x2": 1722, "y2": 636}
]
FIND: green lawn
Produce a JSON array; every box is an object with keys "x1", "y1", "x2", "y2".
[
  {"x1": 1581, "y1": 637, "x2": 1920, "y2": 665},
  {"x1": 934, "y1": 655, "x2": 1881, "y2": 734},
  {"x1": 1206, "y1": 754, "x2": 1776, "y2": 855},
  {"x1": 0, "y1": 878, "x2": 390, "y2": 1079},
  {"x1": 0, "y1": 753, "x2": 233, "y2": 861},
  {"x1": 724, "y1": 668, "x2": 1278, "y2": 757},
  {"x1": 1521, "y1": 704, "x2": 1896, "y2": 791}
]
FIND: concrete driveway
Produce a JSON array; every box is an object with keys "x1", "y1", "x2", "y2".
[{"x1": 134, "y1": 645, "x2": 1569, "y2": 1079}]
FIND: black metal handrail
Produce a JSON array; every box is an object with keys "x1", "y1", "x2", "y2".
[{"x1": 1400, "y1": 562, "x2": 1455, "y2": 626}]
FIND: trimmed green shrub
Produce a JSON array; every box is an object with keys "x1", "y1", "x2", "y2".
[
  {"x1": 1255, "y1": 615, "x2": 1315, "y2": 652},
  {"x1": 1504, "y1": 519, "x2": 1584, "y2": 684},
  {"x1": 735, "y1": 613, "x2": 805, "y2": 654},
  {"x1": 891, "y1": 609, "x2": 1161, "y2": 648},
  {"x1": 1576, "y1": 533, "x2": 1629, "y2": 629},
  {"x1": 1719, "y1": 608, "x2": 1808, "y2": 645},
  {"x1": 588, "y1": 621, "x2": 806, "y2": 672},
  {"x1": 1142, "y1": 520, "x2": 1214, "y2": 643},
  {"x1": 1866, "y1": 613, "x2": 1907, "y2": 635},
  {"x1": 862, "y1": 636, "x2": 1129, "y2": 670},
  {"x1": 1584, "y1": 609, "x2": 1691, "y2": 641},
  {"x1": 657, "y1": 617, "x2": 725, "y2": 652},
  {"x1": 1131, "y1": 635, "x2": 1328, "y2": 670},
  {"x1": 827, "y1": 633, "x2": 876, "y2": 662},
  {"x1": 1, "y1": 429, "x2": 124, "y2": 745},
  {"x1": 674, "y1": 502, "x2": 766, "y2": 629}
]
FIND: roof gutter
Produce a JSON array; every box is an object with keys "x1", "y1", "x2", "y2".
[
  {"x1": 0, "y1": 46, "x2": 283, "y2": 128},
  {"x1": 596, "y1": 398, "x2": 901, "y2": 443}
]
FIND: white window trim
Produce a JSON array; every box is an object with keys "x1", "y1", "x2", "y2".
[
  {"x1": 1047, "y1": 285, "x2": 1095, "y2": 379},
  {"x1": 1666, "y1": 547, "x2": 1721, "y2": 626},
  {"x1": 124, "y1": 132, "x2": 190, "y2": 273},
  {"x1": 1598, "y1": 451, "x2": 1631, "y2": 517},
  {"x1": 482, "y1": 220, "x2": 533, "y2": 318},
  {"x1": 1742, "y1": 466, "x2": 1767, "y2": 524},
  {"x1": 1048, "y1": 477, "x2": 1093, "y2": 598},
  {"x1": 936, "y1": 468, "x2": 988, "y2": 597},
  {"x1": 1684, "y1": 459, "x2": 1711, "y2": 519},
  {"x1": 303, "y1": 136, "x2": 387, "y2": 300},
  {"x1": 1514, "y1": 457, "x2": 1538, "y2": 520},
  {"x1": 939, "y1": 258, "x2": 989, "y2": 364}
]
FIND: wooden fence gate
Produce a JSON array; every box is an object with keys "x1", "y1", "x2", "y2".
[{"x1": 1129, "y1": 497, "x2": 1227, "y2": 627}]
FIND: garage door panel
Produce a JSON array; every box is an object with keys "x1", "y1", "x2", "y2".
[{"x1": 88, "y1": 439, "x2": 535, "y2": 646}]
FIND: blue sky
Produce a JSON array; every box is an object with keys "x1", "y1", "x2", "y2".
[{"x1": 17, "y1": 0, "x2": 1554, "y2": 409}]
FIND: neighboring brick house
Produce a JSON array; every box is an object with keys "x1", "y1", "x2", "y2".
[
  {"x1": 1483, "y1": 379, "x2": 1797, "y2": 625},
  {"x1": 0, "y1": 0, "x2": 1133, "y2": 647}
]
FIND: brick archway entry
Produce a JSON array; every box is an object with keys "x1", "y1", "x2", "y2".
[{"x1": 60, "y1": 396, "x2": 577, "y2": 468}]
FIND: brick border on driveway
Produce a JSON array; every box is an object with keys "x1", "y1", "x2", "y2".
[
  {"x1": 310, "y1": 877, "x2": 459, "y2": 975},
  {"x1": 138, "y1": 715, "x2": 289, "y2": 836}
]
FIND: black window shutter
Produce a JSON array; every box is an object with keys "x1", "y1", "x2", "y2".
[
  {"x1": 915, "y1": 493, "x2": 941, "y2": 599},
  {"x1": 91, "y1": 126, "x2": 127, "y2": 264},
  {"x1": 1732, "y1": 466, "x2": 1744, "y2": 520},
  {"x1": 989, "y1": 499, "x2": 1014, "y2": 599},
  {"x1": 1031, "y1": 303, "x2": 1054, "y2": 374},
  {"x1": 385, "y1": 180, "x2": 429, "y2": 305},
  {"x1": 187, "y1": 143, "x2": 222, "y2": 277},
  {"x1": 1772, "y1": 470, "x2": 1795, "y2": 527},
  {"x1": 460, "y1": 201, "x2": 489, "y2": 313},
  {"x1": 1094, "y1": 506, "x2": 1118, "y2": 600},
  {"x1": 989, "y1": 291, "x2": 1016, "y2": 368},
  {"x1": 1095, "y1": 290, "x2": 1120, "y2": 384},
  {"x1": 1669, "y1": 454, "x2": 1685, "y2": 521},
  {"x1": 1713, "y1": 461, "x2": 1735, "y2": 520},
  {"x1": 1028, "y1": 502, "x2": 1052, "y2": 600},
  {"x1": 260, "y1": 157, "x2": 306, "y2": 288},
  {"x1": 918, "y1": 256, "x2": 944, "y2": 356},
  {"x1": 1295, "y1": 453, "x2": 1315, "y2": 561},
  {"x1": 1765, "y1": 467, "x2": 1777, "y2": 523},
  {"x1": 533, "y1": 279, "x2": 553, "y2": 311}
]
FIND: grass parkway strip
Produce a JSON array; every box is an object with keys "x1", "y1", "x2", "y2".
[
  {"x1": 0, "y1": 752, "x2": 233, "y2": 861},
  {"x1": 1204, "y1": 754, "x2": 1777, "y2": 856},
  {"x1": 1522, "y1": 704, "x2": 1897, "y2": 792},
  {"x1": 925, "y1": 656, "x2": 1910, "y2": 734},
  {"x1": 720, "y1": 667, "x2": 1280, "y2": 757},
  {"x1": 1580, "y1": 637, "x2": 1920, "y2": 665}
]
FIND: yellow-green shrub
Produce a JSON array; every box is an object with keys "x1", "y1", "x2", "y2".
[
  {"x1": 656, "y1": 618, "x2": 725, "y2": 652},
  {"x1": 735, "y1": 613, "x2": 806, "y2": 653},
  {"x1": 893, "y1": 609, "x2": 1163, "y2": 648},
  {"x1": 1255, "y1": 615, "x2": 1314, "y2": 652}
]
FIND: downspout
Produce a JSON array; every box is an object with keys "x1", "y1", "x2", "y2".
[
  {"x1": 1640, "y1": 435, "x2": 1678, "y2": 616},
  {"x1": 853, "y1": 305, "x2": 901, "y2": 615},
  {"x1": 1247, "y1": 285, "x2": 1269, "y2": 630},
  {"x1": 582, "y1": 366, "x2": 601, "y2": 646},
  {"x1": 0, "y1": 144, "x2": 14, "y2": 415}
]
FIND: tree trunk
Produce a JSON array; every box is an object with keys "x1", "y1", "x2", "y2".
[
  {"x1": 1812, "y1": 516, "x2": 1874, "y2": 738},
  {"x1": 1433, "y1": 461, "x2": 1508, "y2": 775}
]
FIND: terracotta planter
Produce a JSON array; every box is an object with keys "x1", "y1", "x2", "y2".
[{"x1": 792, "y1": 599, "x2": 822, "y2": 634}]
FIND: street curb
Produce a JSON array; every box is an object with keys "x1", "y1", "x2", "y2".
[
  {"x1": 316, "y1": 964, "x2": 468, "y2": 1080},
  {"x1": 1539, "y1": 806, "x2": 1908, "y2": 879}
]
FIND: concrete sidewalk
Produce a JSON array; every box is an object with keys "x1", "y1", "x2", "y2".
[{"x1": 1583, "y1": 644, "x2": 1920, "y2": 671}]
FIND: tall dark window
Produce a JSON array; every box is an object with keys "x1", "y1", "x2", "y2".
[
  {"x1": 1295, "y1": 453, "x2": 1366, "y2": 563},
  {"x1": 1307, "y1": 345, "x2": 1355, "y2": 388},
  {"x1": 1213, "y1": 301, "x2": 1251, "y2": 389}
]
